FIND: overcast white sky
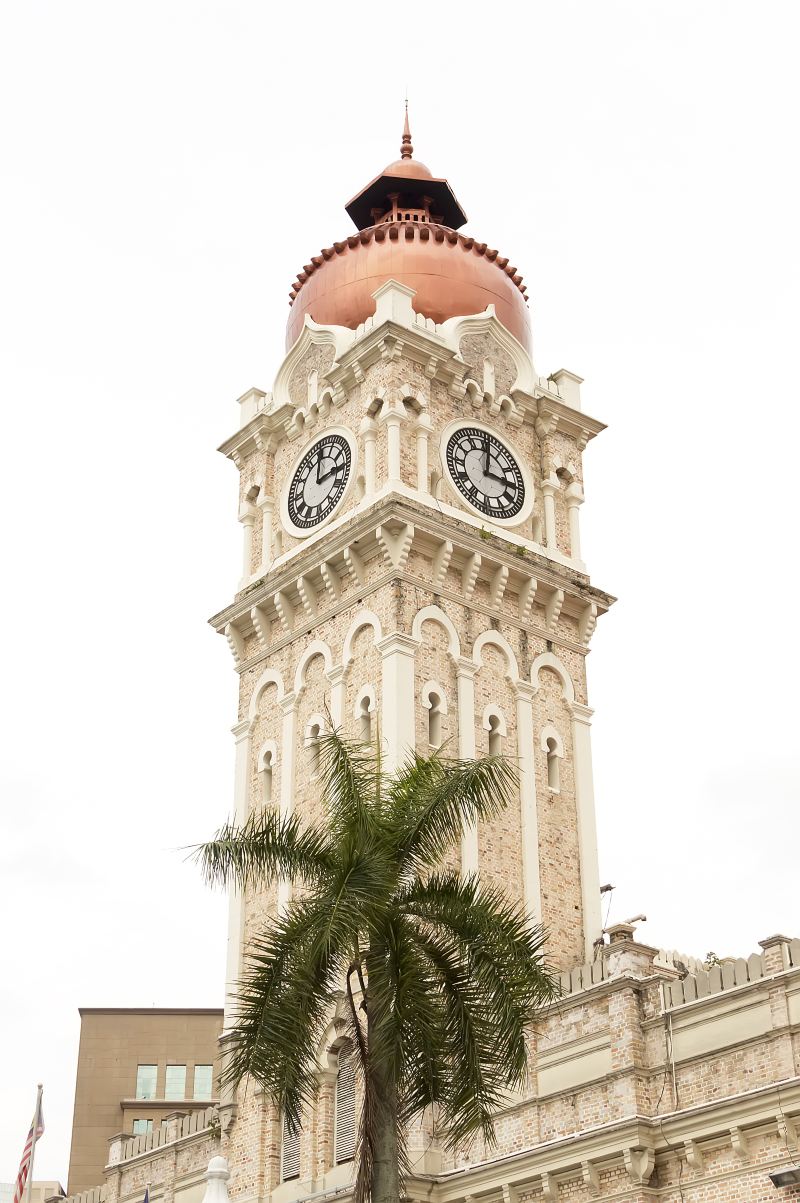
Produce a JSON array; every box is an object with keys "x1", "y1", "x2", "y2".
[{"x1": 1, "y1": 0, "x2": 798, "y2": 1184}]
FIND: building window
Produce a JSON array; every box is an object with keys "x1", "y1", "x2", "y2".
[
  {"x1": 164, "y1": 1065, "x2": 186, "y2": 1100},
  {"x1": 132, "y1": 1119, "x2": 153, "y2": 1136},
  {"x1": 487, "y1": 713, "x2": 503, "y2": 757},
  {"x1": 307, "y1": 721, "x2": 322, "y2": 774},
  {"x1": 281, "y1": 1116, "x2": 300, "y2": 1181},
  {"x1": 334, "y1": 1047, "x2": 356, "y2": 1164},
  {"x1": 193, "y1": 1064, "x2": 213, "y2": 1100},
  {"x1": 260, "y1": 750, "x2": 274, "y2": 806},
  {"x1": 135, "y1": 1065, "x2": 157, "y2": 1100},
  {"x1": 422, "y1": 681, "x2": 447, "y2": 749},
  {"x1": 358, "y1": 695, "x2": 371, "y2": 743},
  {"x1": 546, "y1": 738, "x2": 560, "y2": 792}
]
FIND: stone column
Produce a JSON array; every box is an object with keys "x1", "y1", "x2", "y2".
[
  {"x1": 565, "y1": 482, "x2": 585, "y2": 565},
  {"x1": 541, "y1": 477, "x2": 558, "y2": 552},
  {"x1": 569, "y1": 701, "x2": 603, "y2": 958},
  {"x1": 277, "y1": 692, "x2": 297, "y2": 911},
  {"x1": 258, "y1": 494, "x2": 274, "y2": 572},
  {"x1": 238, "y1": 505, "x2": 257, "y2": 588},
  {"x1": 415, "y1": 412, "x2": 433, "y2": 495},
  {"x1": 224, "y1": 717, "x2": 252, "y2": 1028},
  {"x1": 381, "y1": 404, "x2": 406, "y2": 488},
  {"x1": 378, "y1": 633, "x2": 418, "y2": 772},
  {"x1": 360, "y1": 415, "x2": 377, "y2": 498},
  {"x1": 455, "y1": 657, "x2": 479, "y2": 875},
  {"x1": 515, "y1": 682, "x2": 542, "y2": 922},
  {"x1": 326, "y1": 664, "x2": 347, "y2": 729}
]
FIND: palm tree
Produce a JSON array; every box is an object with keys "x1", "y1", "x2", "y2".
[{"x1": 195, "y1": 729, "x2": 557, "y2": 1203}]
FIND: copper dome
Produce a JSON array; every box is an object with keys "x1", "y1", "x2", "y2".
[{"x1": 286, "y1": 112, "x2": 531, "y2": 351}]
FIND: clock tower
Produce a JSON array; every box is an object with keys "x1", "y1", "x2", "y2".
[{"x1": 211, "y1": 114, "x2": 614, "y2": 1173}]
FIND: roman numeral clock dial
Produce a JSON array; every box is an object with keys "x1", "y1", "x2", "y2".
[
  {"x1": 286, "y1": 433, "x2": 353, "y2": 532},
  {"x1": 444, "y1": 426, "x2": 526, "y2": 520}
]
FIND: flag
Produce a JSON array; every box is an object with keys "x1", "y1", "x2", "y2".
[
  {"x1": 143, "y1": 1189, "x2": 150, "y2": 1203},
  {"x1": 13, "y1": 1088, "x2": 45, "y2": 1203}
]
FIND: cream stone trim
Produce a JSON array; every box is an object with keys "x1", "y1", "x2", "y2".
[
  {"x1": 377, "y1": 633, "x2": 419, "y2": 772},
  {"x1": 247, "y1": 666, "x2": 286, "y2": 720},
  {"x1": 438, "y1": 307, "x2": 536, "y2": 395},
  {"x1": 482, "y1": 704, "x2": 507, "y2": 737},
  {"x1": 529, "y1": 652, "x2": 576, "y2": 702},
  {"x1": 539, "y1": 724, "x2": 565, "y2": 757},
  {"x1": 439, "y1": 418, "x2": 535, "y2": 530},
  {"x1": 353, "y1": 684, "x2": 377, "y2": 718},
  {"x1": 412, "y1": 605, "x2": 461, "y2": 661},
  {"x1": 293, "y1": 639, "x2": 335, "y2": 697},
  {"x1": 455, "y1": 657, "x2": 479, "y2": 875},
  {"x1": 568, "y1": 700, "x2": 602, "y2": 958},
  {"x1": 224, "y1": 717, "x2": 255, "y2": 1029},
  {"x1": 421, "y1": 680, "x2": 449, "y2": 712},
  {"x1": 274, "y1": 317, "x2": 355, "y2": 409},
  {"x1": 515, "y1": 681, "x2": 542, "y2": 924},
  {"x1": 341, "y1": 610, "x2": 383, "y2": 670},
  {"x1": 473, "y1": 629, "x2": 521, "y2": 682}
]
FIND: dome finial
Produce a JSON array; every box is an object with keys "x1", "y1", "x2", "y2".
[{"x1": 401, "y1": 99, "x2": 413, "y2": 160}]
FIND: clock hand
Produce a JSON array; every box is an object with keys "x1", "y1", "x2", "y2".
[
  {"x1": 482, "y1": 437, "x2": 490, "y2": 474},
  {"x1": 318, "y1": 464, "x2": 341, "y2": 484}
]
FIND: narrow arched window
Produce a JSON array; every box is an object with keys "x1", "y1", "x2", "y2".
[
  {"x1": 546, "y1": 737, "x2": 560, "y2": 792},
  {"x1": 281, "y1": 1114, "x2": 300, "y2": 1181},
  {"x1": 488, "y1": 713, "x2": 503, "y2": 757},
  {"x1": 260, "y1": 750, "x2": 273, "y2": 806},
  {"x1": 358, "y1": 696, "x2": 371, "y2": 743},
  {"x1": 335, "y1": 1047, "x2": 356, "y2": 1164},
  {"x1": 428, "y1": 691, "x2": 442, "y2": 748},
  {"x1": 308, "y1": 722, "x2": 322, "y2": 774}
]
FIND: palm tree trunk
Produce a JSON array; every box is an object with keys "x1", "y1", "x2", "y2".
[{"x1": 369, "y1": 1061, "x2": 400, "y2": 1203}]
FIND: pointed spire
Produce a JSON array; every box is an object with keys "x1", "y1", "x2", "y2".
[{"x1": 400, "y1": 101, "x2": 413, "y2": 160}]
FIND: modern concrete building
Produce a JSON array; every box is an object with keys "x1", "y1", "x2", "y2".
[
  {"x1": 63, "y1": 115, "x2": 800, "y2": 1203},
  {"x1": 67, "y1": 1008, "x2": 222, "y2": 1195}
]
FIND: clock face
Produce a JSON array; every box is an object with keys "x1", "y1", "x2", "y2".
[
  {"x1": 287, "y1": 433, "x2": 353, "y2": 530},
  {"x1": 445, "y1": 426, "x2": 526, "y2": 519}
]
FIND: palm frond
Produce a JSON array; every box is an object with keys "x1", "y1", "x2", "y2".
[
  {"x1": 389, "y1": 753, "x2": 518, "y2": 874},
  {"x1": 191, "y1": 809, "x2": 332, "y2": 892}
]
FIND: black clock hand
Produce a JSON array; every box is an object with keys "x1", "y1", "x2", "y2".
[
  {"x1": 482, "y1": 437, "x2": 490, "y2": 474},
  {"x1": 318, "y1": 463, "x2": 340, "y2": 484}
]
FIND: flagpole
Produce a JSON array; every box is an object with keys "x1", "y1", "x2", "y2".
[{"x1": 24, "y1": 1084, "x2": 43, "y2": 1203}]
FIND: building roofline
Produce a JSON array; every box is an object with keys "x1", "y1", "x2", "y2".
[{"x1": 78, "y1": 1007, "x2": 223, "y2": 1016}]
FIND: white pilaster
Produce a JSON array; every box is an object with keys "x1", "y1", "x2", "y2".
[
  {"x1": 277, "y1": 691, "x2": 297, "y2": 912},
  {"x1": 541, "y1": 478, "x2": 558, "y2": 552},
  {"x1": 455, "y1": 657, "x2": 479, "y2": 875},
  {"x1": 258, "y1": 494, "x2": 274, "y2": 572},
  {"x1": 569, "y1": 701, "x2": 602, "y2": 958},
  {"x1": 360, "y1": 416, "x2": 377, "y2": 498},
  {"x1": 416, "y1": 412, "x2": 432, "y2": 495},
  {"x1": 378, "y1": 633, "x2": 418, "y2": 773},
  {"x1": 565, "y1": 482, "x2": 585, "y2": 566},
  {"x1": 326, "y1": 665, "x2": 347, "y2": 728},
  {"x1": 238, "y1": 505, "x2": 257, "y2": 588},
  {"x1": 224, "y1": 717, "x2": 253, "y2": 1028},
  {"x1": 381, "y1": 405, "x2": 406, "y2": 487},
  {"x1": 515, "y1": 681, "x2": 542, "y2": 923}
]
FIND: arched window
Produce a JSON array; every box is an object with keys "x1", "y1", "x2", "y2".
[
  {"x1": 546, "y1": 738, "x2": 560, "y2": 791},
  {"x1": 428, "y1": 691, "x2": 443, "y2": 748},
  {"x1": 483, "y1": 706, "x2": 506, "y2": 758},
  {"x1": 488, "y1": 714, "x2": 503, "y2": 757},
  {"x1": 358, "y1": 696, "x2": 371, "y2": 743},
  {"x1": 306, "y1": 720, "x2": 323, "y2": 774},
  {"x1": 260, "y1": 749, "x2": 274, "y2": 806},
  {"x1": 422, "y1": 682, "x2": 448, "y2": 750},
  {"x1": 540, "y1": 726, "x2": 564, "y2": 793},
  {"x1": 281, "y1": 1114, "x2": 300, "y2": 1181},
  {"x1": 353, "y1": 687, "x2": 376, "y2": 745},
  {"x1": 335, "y1": 1046, "x2": 356, "y2": 1164}
]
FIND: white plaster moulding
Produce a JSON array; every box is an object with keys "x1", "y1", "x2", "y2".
[{"x1": 213, "y1": 517, "x2": 610, "y2": 671}]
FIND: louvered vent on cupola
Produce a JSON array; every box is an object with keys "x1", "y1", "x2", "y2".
[
  {"x1": 281, "y1": 1116, "x2": 300, "y2": 1181},
  {"x1": 335, "y1": 1047, "x2": 357, "y2": 1164}
]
